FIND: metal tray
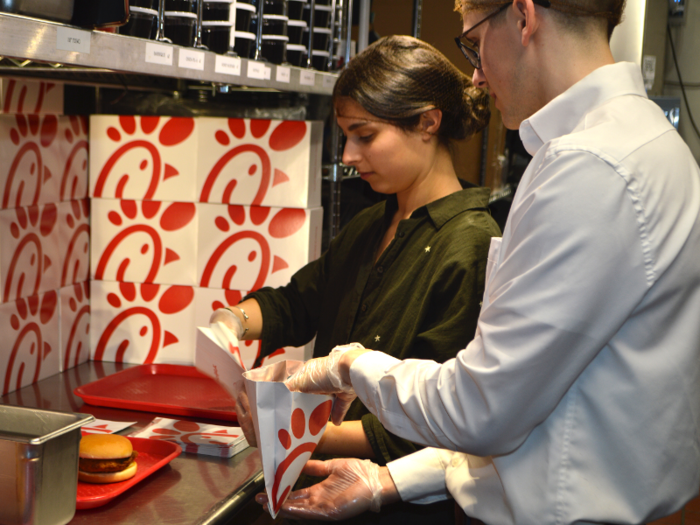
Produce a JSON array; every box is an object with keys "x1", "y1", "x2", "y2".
[{"x1": 74, "y1": 364, "x2": 238, "y2": 422}]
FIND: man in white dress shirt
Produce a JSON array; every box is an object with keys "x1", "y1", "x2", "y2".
[{"x1": 260, "y1": 1, "x2": 700, "y2": 523}]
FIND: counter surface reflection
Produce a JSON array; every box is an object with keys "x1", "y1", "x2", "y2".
[{"x1": 0, "y1": 361, "x2": 263, "y2": 525}]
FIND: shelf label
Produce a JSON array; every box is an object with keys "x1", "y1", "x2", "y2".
[
  {"x1": 179, "y1": 49, "x2": 205, "y2": 70},
  {"x1": 56, "y1": 27, "x2": 91, "y2": 54},
  {"x1": 300, "y1": 70, "x2": 316, "y2": 86},
  {"x1": 145, "y1": 43, "x2": 173, "y2": 66},
  {"x1": 322, "y1": 75, "x2": 336, "y2": 89},
  {"x1": 247, "y1": 60, "x2": 266, "y2": 80},
  {"x1": 264, "y1": 66, "x2": 272, "y2": 80},
  {"x1": 276, "y1": 66, "x2": 291, "y2": 84},
  {"x1": 215, "y1": 55, "x2": 242, "y2": 76}
]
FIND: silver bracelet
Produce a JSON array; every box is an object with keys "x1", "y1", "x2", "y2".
[{"x1": 225, "y1": 306, "x2": 249, "y2": 337}]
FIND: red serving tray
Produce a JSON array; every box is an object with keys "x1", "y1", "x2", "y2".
[
  {"x1": 76, "y1": 437, "x2": 181, "y2": 509},
  {"x1": 74, "y1": 364, "x2": 237, "y2": 422}
]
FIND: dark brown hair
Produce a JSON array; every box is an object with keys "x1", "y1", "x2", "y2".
[
  {"x1": 455, "y1": 0, "x2": 626, "y2": 39},
  {"x1": 333, "y1": 35, "x2": 490, "y2": 145}
]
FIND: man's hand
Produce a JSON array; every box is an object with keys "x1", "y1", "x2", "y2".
[
  {"x1": 284, "y1": 344, "x2": 370, "y2": 424},
  {"x1": 256, "y1": 458, "x2": 400, "y2": 521}
]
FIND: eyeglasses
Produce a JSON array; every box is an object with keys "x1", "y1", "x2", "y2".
[{"x1": 455, "y1": 0, "x2": 550, "y2": 70}]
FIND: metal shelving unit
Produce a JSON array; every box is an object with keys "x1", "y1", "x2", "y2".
[{"x1": 0, "y1": 12, "x2": 337, "y2": 95}]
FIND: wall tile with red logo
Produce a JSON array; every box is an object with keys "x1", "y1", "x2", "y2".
[
  {"x1": 0, "y1": 203, "x2": 60, "y2": 304},
  {"x1": 90, "y1": 280, "x2": 196, "y2": 365},
  {"x1": 0, "y1": 78, "x2": 64, "y2": 115},
  {"x1": 57, "y1": 199, "x2": 90, "y2": 288},
  {"x1": 196, "y1": 118, "x2": 322, "y2": 209},
  {"x1": 193, "y1": 286, "x2": 313, "y2": 370},
  {"x1": 56, "y1": 116, "x2": 89, "y2": 202},
  {"x1": 59, "y1": 282, "x2": 91, "y2": 372},
  {"x1": 90, "y1": 198, "x2": 197, "y2": 286},
  {"x1": 89, "y1": 115, "x2": 198, "y2": 202},
  {"x1": 197, "y1": 203, "x2": 322, "y2": 292},
  {"x1": 0, "y1": 114, "x2": 65, "y2": 209},
  {"x1": 0, "y1": 289, "x2": 61, "y2": 396}
]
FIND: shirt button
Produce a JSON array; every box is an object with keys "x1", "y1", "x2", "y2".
[
  {"x1": 361, "y1": 303, "x2": 368, "y2": 312},
  {"x1": 377, "y1": 266, "x2": 384, "y2": 274},
  {"x1": 397, "y1": 231, "x2": 405, "y2": 238}
]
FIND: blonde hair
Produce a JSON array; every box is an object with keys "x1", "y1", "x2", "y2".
[{"x1": 454, "y1": 0, "x2": 625, "y2": 38}]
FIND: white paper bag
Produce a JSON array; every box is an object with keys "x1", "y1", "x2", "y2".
[
  {"x1": 243, "y1": 360, "x2": 333, "y2": 518},
  {"x1": 195, "y1": 322, "x2": 246, "y2": 400}
]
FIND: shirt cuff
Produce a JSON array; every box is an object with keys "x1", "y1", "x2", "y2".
[
  {"x1": 349, "y1": 350, "x2": 400, "y2": 415},
  {"x1": 387, "y1": 448, "x2": 451, "y2": 504}
]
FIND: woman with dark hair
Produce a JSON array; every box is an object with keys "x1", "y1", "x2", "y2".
[{"x1": 210, "y1": 34, "x2": 500, "y2": 523}]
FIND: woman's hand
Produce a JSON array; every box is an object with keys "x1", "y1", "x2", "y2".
[
  {"x1": 209, "y1": 307, "x2": 245, "y2": 339},
  {"x1": 256, "y1": 458, "x2": 399, "y2": 521},
  {"x1": 284, "y1": 344, "x2": 369, "y2": 425}
]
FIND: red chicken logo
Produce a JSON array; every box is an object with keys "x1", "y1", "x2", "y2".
[
  {"x1": 3, "y1": 291, "x2": 58, "y2": 395},
  {"x1": 200, "y1": 205, "x2": 307, "y2": 291},
  {"x1": 199, "y1": 119, "x2": 307, "y2": 206},
  {"x1": 92, "y1": 116, "x2": 194, "y2": 200},
  {"x1": 93, "y1": 282, "x2": 194, "y2": 364},
  {"x1": 3, "y1": 114, "x2": 58, "y2": 208}
]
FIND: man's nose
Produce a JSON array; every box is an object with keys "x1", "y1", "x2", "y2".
[{"x1": 473, "y1": 67, "x2": 487, "y2": 89}]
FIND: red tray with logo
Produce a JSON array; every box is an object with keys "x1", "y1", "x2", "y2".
[
  {"x1": 74, "y1": 364, "x2": 237, "y2": 422},
  {"x1": 76, "y1": 437, "x2": 182, "y2": 509}
]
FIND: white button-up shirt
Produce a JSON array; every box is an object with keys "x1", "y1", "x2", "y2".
[{"x1": 350, "y1": 62, "x2": 700, "y2": 525}]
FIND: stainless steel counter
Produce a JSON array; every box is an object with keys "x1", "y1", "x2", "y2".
[{"x1": 0, "y1": 361, "x2": 264, "y2": 525}]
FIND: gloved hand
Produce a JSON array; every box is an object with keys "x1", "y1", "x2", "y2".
[
  {"x1": 209, "y1": 307, "x2": 244, "y2": 340},
  {"x1": 256, "y1": 458, "x2": 386, "y2": 520},
  {"x1": 235, "y1": 389, "x2": 257, "y2": 448},
  {"x1": 285, "y1": 343, "x2": 365, "y2": 425}
]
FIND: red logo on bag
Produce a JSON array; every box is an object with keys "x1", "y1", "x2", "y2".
[
  {"x1": 3, "y1": 115, "x2": 57, "y2": 208},
  {"x1": 199, "y1": 119, "x2": 306, "y2": 206},
  {"x1": 271, "y1": 400, "x2": 333, "y2": 514},
  {"x1": 93, "y1": 282, "x2": 194, "y2": 363},
  {"x1": 3, "y1": 291, "x2": 58, "y2": 395},
  {"x1": 200, "y1": 205, "x2": 306, "y2": 291},
  {"x1": 93, "y1": 116, "x2": 194, "y2": 199}
]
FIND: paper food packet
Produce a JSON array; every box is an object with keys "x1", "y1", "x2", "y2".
[
  {"x1": 195, "y1": 322, "x2": 246, "y2": 401},
  {"x1": 243, "y1": 360, "x2": 333, "y2": 518}
]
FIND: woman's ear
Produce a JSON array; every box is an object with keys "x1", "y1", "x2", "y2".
[{"x1": 420, "y1": 109, "x2": 443, "y2": 140}]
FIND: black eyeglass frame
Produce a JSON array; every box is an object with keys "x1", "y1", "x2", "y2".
[{"x1": 454, "y1": 0, "x2": 551, "y2": 70}]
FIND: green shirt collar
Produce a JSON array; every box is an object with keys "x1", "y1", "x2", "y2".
[{"x1": 385, "y1": 187, "x2": 492, "y2": 229}]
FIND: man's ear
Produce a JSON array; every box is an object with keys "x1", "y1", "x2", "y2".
[
  {"x1": 420, "y1": 109, "x2": 443, "y2": 139},
  {"x1": 513, "y1": 0, "x2": 540, "y2": 47}
]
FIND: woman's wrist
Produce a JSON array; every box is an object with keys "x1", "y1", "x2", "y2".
[{"x1": 378, "y1": 466, "x2": 401, "y2": 506}]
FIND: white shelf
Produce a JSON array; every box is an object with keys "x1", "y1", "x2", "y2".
[{"x1": 0, "y1": 12, "x2": 337, "y2": 95}]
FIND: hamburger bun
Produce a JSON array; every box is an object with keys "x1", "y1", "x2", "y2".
[
  {"x1": 80, "y1": 434, "x2": 133, "y2": 459},
  {"x1": 78, "y1": 460, "x2": 138, "y2": 483},
  {"x1": 79, "y1": 434, "x2": 138, "y2": 484}
]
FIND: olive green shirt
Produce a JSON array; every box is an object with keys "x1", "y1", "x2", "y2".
[{"x1": 247, "y1": 186, "x2": 501, "y2": 464}]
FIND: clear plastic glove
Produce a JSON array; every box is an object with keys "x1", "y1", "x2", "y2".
[
  {"x1": 256, "y1": 458, "x2": 384, "y2": 521},
  {"x1": 235, "y1": 389, "x2": 257, "y2": 447},
  {"x1": 284, "y1": 343, "x2": 365, "y2": 425},
  {"x1": 209, "y1": 307, "x2": 244, "y2": 339}
]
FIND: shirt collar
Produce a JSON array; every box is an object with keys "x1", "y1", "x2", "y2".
[
  {"x1": 519, "y1": 62, "x2": 648, "y2": 156},
  {"x1": 385, "y1": 187, "x2": 492, "y2": 229}
]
